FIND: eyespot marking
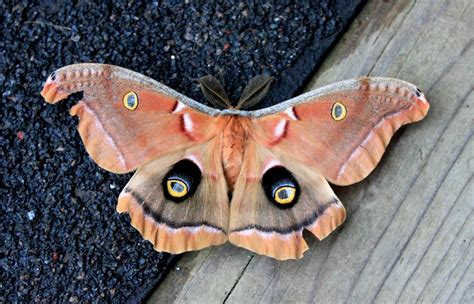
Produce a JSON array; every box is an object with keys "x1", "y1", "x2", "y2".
[
  {"x1": 262, "y1": 166, "x2": 300, "y2": 209},
  {"x1": 166, "y1": 179, "x2": 188, "y2": 198},
  {"x1": 331, "y1": 102, "x2": 347, "y2": 121},
  {"x1": 185, "y1": 154, "x2": 203, "y2": 171},
  {"x1": 162, "y1": 159, "x2": 202, "y2": 203},
  {"x1": 123, "y1": 91, "x2": 139, "y2": 111},
  {"x1": 274, "y1": 186, "x2": 296, "y2": 205}
]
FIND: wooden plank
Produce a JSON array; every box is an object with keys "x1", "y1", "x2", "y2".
[
  {"x1": 151, "y1": 244, "x2": 252, "y2": 303},
  {"x1": 149, "y1": 0, "x2": 473, "y2": 302}
]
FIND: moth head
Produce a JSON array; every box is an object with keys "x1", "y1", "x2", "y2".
[
  {"x1": 198, "y1": 75, "x2": 231, "y2": 109},
  {"x1": 162, "y1": 159, "x2": 202, "y2": 202},
  {"x1": 262, "y1": 166, "x2": 300, "y2": 208},
  {"x1": 236, "y1": 74, "x2": 273, "y2": 110},
  {"x1": 198, "y1": 74, "x2": 273, "y2": 110}
]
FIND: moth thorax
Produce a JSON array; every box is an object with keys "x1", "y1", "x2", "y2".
[{"x1": 222, "y1": 117, "x2": 248, "y2": 189}]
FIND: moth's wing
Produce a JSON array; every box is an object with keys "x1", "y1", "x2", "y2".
[
  {"x1": 228, "y1": 140, "x2": 345, "y2": 260},
  {"x1": 41, "y1": 64, "x2": 229, "y2": 252},
  {"x1": 252, "y1": 77, "x2": 430, "y2": 186},
  {"x1": 117, "y1": 137, "x2": 229, "y2": 254},
  {"x1": 41, "y1": 63, "x2": 219, "y2": 173},
  {"x1": 228, "y1": 78, "x2": 429, "y2": 260}
]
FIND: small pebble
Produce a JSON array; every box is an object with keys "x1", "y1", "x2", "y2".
[{"x1": 27, "y1": 211, "x2": 35, "y2": 220}]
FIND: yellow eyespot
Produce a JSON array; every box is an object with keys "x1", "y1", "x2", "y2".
[
  {"x1": 274, "y1": 186, "x2": 296, "y2": 204},
  {"x1": 123, "y1": 91, "x2": 139, "y2": 111},
  {"x1": 331, "y1": 102, "x2": 347, "y2": 121},
  {"x1": 166, "y1": 179, "x2": 188, "y2": 198}
]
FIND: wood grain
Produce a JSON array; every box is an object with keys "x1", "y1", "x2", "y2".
[{"x1": 149, "y1": 0, "x2": 473, "y2": 302}]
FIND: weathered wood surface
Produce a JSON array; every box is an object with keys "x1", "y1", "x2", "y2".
[{"x1": 149, "y1": 0, "x2": 473, "y2": 303}]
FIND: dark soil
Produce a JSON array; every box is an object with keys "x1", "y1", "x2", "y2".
[{"x1": 0, "y1": 1, "x2": 365, "y2": 302}]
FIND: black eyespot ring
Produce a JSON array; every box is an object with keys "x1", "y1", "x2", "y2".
[
  {"x1": 162, "y1": 159, "x2": 202, "y2": 203},
  {"x1": 262, "y1": 166, "x2": 300, "y2": 209}
]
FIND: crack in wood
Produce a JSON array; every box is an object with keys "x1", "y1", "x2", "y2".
[{"x1": 223, "y1": 255, "x2": 254, "y2": 304}]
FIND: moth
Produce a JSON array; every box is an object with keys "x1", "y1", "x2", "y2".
[{"x1": 41, "y1": 64, "x2": 429, "y2": 260}]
